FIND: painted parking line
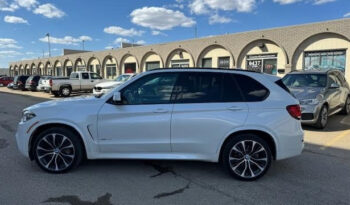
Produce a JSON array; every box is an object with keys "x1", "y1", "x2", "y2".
[{"x1": 320, "y1": 130, "x2": 350, "y2": 150}]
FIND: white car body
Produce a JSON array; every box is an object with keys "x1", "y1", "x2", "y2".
[
  {"x1": 15, "y1": 69, "x2": 303, "y2": 178},
  {"x1": 93, "y1": 74, "x2": 134, "y2": 96}
]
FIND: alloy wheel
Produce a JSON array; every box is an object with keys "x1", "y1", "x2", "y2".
[
  {"x1": 229, "y1": 140, "x2": 268, "y2": 179},
  {"x1": 62, "y1": 88, "x2": 70, "y2": 96},
  {"x1": 321, "y1": 107, "x2": 328, "y2": 127},
  {"x1": 36, "y1": 133, "x2": 75, "y2": 172}
]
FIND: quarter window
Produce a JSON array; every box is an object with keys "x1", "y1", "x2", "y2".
[
  {"x1": 234, "y1": 74, "x2": 269, "y2": 102},
  {"x1": 122, "y1": 73, "x2": 178, "y2": 105}
]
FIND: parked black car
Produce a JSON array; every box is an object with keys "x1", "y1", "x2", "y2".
[
  {"x1": 25, "y1": 75, "x2": 41, "y2": 91},
  {"x1": 13, "y1": 75, "x2": 30, "y2": 91}
]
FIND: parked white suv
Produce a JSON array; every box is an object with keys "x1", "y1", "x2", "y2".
[{"x1": 15, "y1": 69, "x2": 303, "y2": 180}]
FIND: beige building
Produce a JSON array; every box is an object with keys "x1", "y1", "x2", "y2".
[{"x1": 9, "y1": 18, "x2": 350, "y2": 80}]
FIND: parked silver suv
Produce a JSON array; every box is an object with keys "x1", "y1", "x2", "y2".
[{"x1": 282, "y1": 69, "x2": 350, "y2": 129}]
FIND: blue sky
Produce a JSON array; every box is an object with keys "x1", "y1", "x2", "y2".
[{"x1": 0, "y1": 0, "x2": 349, "y2": 68}]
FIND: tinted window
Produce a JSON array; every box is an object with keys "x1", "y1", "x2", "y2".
[
  {"x1": 235, "y1": 74, "x2": 269, "y2": 102},
  {"x1": 122, "y1": 73, "x2": 178, "y2": 105},
  {"x1": 222, "y1": 74, "x2": 243, "y2": 102},
  {"x1": 82, "y1": 73, "x2": 89, "y2": 79},
  {"x1": 175, "y1": 72, "x2": 223, "y2": 103}
]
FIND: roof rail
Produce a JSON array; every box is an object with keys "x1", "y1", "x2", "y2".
[{"x1": 147, "y1": 67, "x2": 262, "y2": 74}]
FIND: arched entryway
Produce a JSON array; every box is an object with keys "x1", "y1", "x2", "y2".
[
  {"x1": 87, "y1": 57, "x2": 102, "y2": 76},
  {"x1": 237, "y1": 39, "x2": 288, "y2": 76},
  {"x1": 74, "y1": 58, "x2": 86, "y2": 72},
  {"x1": 140, "y1": 51, "x2": 163, "y2": 72},
  {"x1": 197, "y1": 45, "x2": 234, "y2": 68},
  {"x1": 63, "y1": 59, "x2": 73, "y2": 76},
  {"x1": 120, "y1": 54, "x2": 138, "y2": 74},
  {"x1": 54, "y1": 61, "x2": 63, "y2": 76},
  {"x1": 166, "y1": 48, "x2": 195, "y2": 68},
  {"x1": 102, "y1": 55, "x2": 118, "y2": 79}
]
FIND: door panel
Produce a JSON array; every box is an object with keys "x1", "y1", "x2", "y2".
[
  {"x1": 171, "y1": 103, "x2": 248, "y2": 155},
  {"x1": 98, "y1": 103, "x2": 173, "y2": 153}
]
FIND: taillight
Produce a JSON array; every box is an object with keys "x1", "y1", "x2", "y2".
[
  {"x1": 18, "y1": 81, "x2": 23, "y2": 85},
  {"x1": 286, "y1": 105, "x2": 301, "y2": 120},
  {"x1": 49, "y1": 79, "x2": 53, "y2": 87},
  {"x1": 30, "y1": 80, "x2": 34, "y2": 84}
]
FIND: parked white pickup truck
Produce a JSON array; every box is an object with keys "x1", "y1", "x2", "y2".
[{"x1": 51, "y1": 71, "x2": 104, "y2": 97}]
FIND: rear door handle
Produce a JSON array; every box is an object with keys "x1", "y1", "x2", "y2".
[
  {"x1": 153, "y1": 108, "x2": 169, "y2": 113},
  {"x1": 227, "y1": 106, "x2": 244, "y2": 111}
]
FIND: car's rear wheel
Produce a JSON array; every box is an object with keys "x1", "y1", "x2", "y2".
[
  {"x1": 60, "y1": 86, "x2": 71, "y2": 97},
  {"x1": 33, "y1": 127, "x2": 83, "y2": 173},
  {"x1": 315, "y1": 105, "x2": 328, "y2": 129},
  {"x1": 221, "y1": 134, "x2": 272, "y2": 181},
  {"x1": 340, "y1": 96, "x2": 350, "y2": 115}
]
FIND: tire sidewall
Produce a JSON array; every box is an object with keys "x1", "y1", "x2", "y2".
[
  {"x1": 221, "y1": 134, "x2": 272, "y2": 181},
  {"x1": 60, "y1": 87, "x2": 71, "y2": 97},
  {"x1": 33, "y1": 127, "x2": 83, "y2": 173},
  {"x1": 316, "y1": 105, "x2": 328, "y2": 129}
]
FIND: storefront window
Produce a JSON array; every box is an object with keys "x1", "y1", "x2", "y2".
[
  {"x1": 106, "y1": 64, "x2": 117, "y2": 78},
  {"x1": 56, "y1": 67, "x2": 62, "y2": 76},
  {"x1": 124, "y1": 63, "x2": 136, "y2": 73},
  {"x1": 218, "y1": 57, "x2": 230, "y2": 68},
  {"x1": 246, "y1": 54, "x2": 277, "y2": 75},
  {"x1": 96, "y1": 65, "x2": 101, "y2": 75},
  {"x1": 202, "y1": 58, "x2": 212, "y2": 67},
  {"x1": 171, "y1": 60, "x2": 189, "y2": 68},
  {"x1": 304, "y1": 50, "x2": 346, "y2": 72},
  {"x1": 66, "y1": 66, "x2": 73, "y2": 76},
  {"x1": 146, "y1": 61, "x2": 160, "y2": 71}
]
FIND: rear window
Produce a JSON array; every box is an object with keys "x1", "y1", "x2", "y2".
[{"x1": 234, "y1": 74, "x2": 269, "y2": 102}]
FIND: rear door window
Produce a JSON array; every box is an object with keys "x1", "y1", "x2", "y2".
[
  {"x1": 175, "y1": 72, "x2": 223, "y2": 103},
  {"x1": 234, "y1": 74, "x2": 269, "y2": 102},
  {"x1": 82, "y1": 73, "x2": 90, "y2": 79}
]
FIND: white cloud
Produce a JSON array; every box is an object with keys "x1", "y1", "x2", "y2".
[
  {"x1": 313, "y1": 0, "x2": 336, "y2": 5},
  {"x1": 273, "y1": 0, "x2": 301, "y2": 4},
  {"x1": 151, "y1": 30, "x2": 167, "y2": 36},
  {"x1": 135, "y1": 40, "x2": 146, "y2": 45},
  {"x1": 14, "y1": 0, "x2": 37, "y2": 10},
  {"x1": 0, "y1": 38, "x2": 21, "y2": 49},
  {"x1": 4, "y1": 15, "x2": 28, "y2": 24},
  {"x1": 39, "y1": 35, "x2": 92, "y2": 45},
  {"x1": 103, "y1": 26, "x2": 144, "y2": 37},
  {"x1": 345, "y1": 12, "x2": 350, "y2": 17},
  {"x1": 0, "y1": 50, "x2": 21, "y2": 57},
  {"x1": 190, "y1": 0, "x2": 257, "y2": 14},
  {"x1": 33, "y1": 3, "x2": 65, "y2": 18},
  {"x1": 131, "y1": 7, "x2": 196, "y2": 30},
  {"x1": 209, "y1": 14, "x2": 232, "y2": 24},
  {"x1": 0, "y1": 0, "x2": 19, "y2": 12},
  {"x1": 105, "y1": 46, "x2": 113, "y2": 49},
  {"x1": 114, "y1": 37, "x2": 130, "y2": 45}
]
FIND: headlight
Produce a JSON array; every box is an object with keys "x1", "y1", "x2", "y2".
[
  {"x1": 299, "y1": 94, "x2": 324, "y2": 105},
  {"x1": 22, "y1": 111, "x2": 36, "y2": 122}
]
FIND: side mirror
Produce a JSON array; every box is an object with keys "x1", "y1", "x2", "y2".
[
  {"x1": 113, "y1": 91, "x2": 122, "y2": 102},
  {"x1": 330, "y1": 83, "x2": 340, "y2": 89}
]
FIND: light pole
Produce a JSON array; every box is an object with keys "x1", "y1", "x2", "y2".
[
  {"x1": 46, "y1": 33, "x2": 51, "y2": 57},
  {"x1": 82, "y1": 40, "x2": 85, "y2": 50}
]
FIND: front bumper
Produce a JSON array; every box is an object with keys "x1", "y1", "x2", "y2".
[
  {"x1": 15, "y1": 121, "x2": 34, "y2": 158},
  {"x1": 93, "y1": 88, "x2": 109, "y2": 95},
  {"x1": 300, "y1": 103, "x2": 322, "y2": 124}
]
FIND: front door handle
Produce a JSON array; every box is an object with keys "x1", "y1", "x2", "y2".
[
  {"x1": 227, "y1": 106, "x2": 244, "y2": 111},
  {"x1": 153, "y1": 108, "x2": 168, "y2": 113}
]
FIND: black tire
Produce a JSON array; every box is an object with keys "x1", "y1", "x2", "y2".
[
  {"x1": 51, "y1": 91, "x2": 60, "y2": 97},
  {"x1": 221, "y1": 134, "x2": 272, "y2": 181},
  {"x1": 33, "y1": 127, "x2": 84, "y2": 173},
  {"x1": 340, "y1": 96, "x2": 350, "y2": 115},
  {"x1": 60, "y1": 86, "x2": 71, "y2": 97},
  {"x1": 315, "y1": 105, "x2": 328, "y2": 129}
]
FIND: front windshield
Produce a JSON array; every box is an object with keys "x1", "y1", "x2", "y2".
[
  {"x1": 282, "y1": 74, "x2": 327, "y2": 88},
  {"x1": 114, "y1": 75, "x2": 131, "y2": 82}
]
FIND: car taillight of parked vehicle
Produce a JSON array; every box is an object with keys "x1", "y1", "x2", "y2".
[
  {"x1": 49, "y1": 79, "x2": 52, "y2": 87},
  {"x1": 30, "y1": 80, "x2": 34, "y2": 85},
  {"x1": 286, "y1": 105, "x2": 301, "y2": 120}
]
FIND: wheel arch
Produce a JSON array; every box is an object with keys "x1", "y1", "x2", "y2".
[
  {"x1": 28, "y1": 123, "x2": 87, "y2": 160},
  {"x1": 218, "y1": 129, "x2": 277, "y2": 162}
]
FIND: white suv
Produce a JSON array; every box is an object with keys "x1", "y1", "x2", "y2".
[{"x1": 15, "y1": 69, "x2": 303, "y2": 180}]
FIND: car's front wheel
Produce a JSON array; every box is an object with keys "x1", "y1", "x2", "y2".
[
  {"x1": 221, "y1": 134, "x2": 272, "y2": 181},
  {"x1": 315, "y1": 105, "x2": 328, "y2": 129},
  {"x1": 340, "y1": 96, "x2": 350, "y2": 115},
  {"x1": 33, "y1": 127, "x2": 83, "y2": 173}
]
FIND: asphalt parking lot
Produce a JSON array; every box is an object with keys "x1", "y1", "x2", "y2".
[{"x1": 1, "y1": 92, "x2": 350, "y2": 205}]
